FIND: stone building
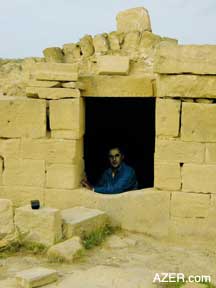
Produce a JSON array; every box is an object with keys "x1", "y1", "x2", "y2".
[{"x1": 0, "y1": 7, "x2": 216, "y2": 247}]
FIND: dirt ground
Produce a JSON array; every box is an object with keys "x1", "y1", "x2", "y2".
[{"x1": 0, "y1": 231, "x2": 215, "y2": 287}]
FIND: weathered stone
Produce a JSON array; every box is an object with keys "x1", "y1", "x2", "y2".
[
  {"x1": 156, "y1": 98, "x2": 180, "y2": 137},
  {"x1": 21, "y1": 138, "x2": 83, "y2": 164},
  {"x1": 16, "y1": 267, "x2": 58, "y2": 288},
  {"x1": 62, "y1": 81, "x2": 85, "y2": 90},
  {"x1": 27, "y1": 80, "x2": 61, "y2": 88},
  {"x1": 43, "y1": 47, "x2": 64, "y2": 63},
  {"x1": 49, "y1": 98, "x2": 84, "y2": 139},
  {"x1": 181, "y1": 103, "x2": 216, "y2": 142},
  {"x1": 0, "y1": 96, "x2": 46, "y2": 138},
  {"x1": 0, "y1": 157, "x2": 3, "y2": 185},
  {"x1": 61, "y1": 206, "x2": 108, "y2": 239},
  {"x1": 116, "y1": 7, "x2": 152, "y2": 33},
  {"x1": 0, "y1": 139, "x2": 21, "y2": 160},
  {"x1": 154, "y1": 162, "x2": 181, "y2": 190},
  {"x1": 206, "y1": 143, "x2": 216, "y2": 164},
  {"x1": 3, "y1": 159, "x2": 45, "y2": 187},
  {"x1": 79, "y1": 35, "x2": 94, "y2": 57},
  {"x1": 46, "y1": 162, "x2": 83, "y2": 189},
  {"x1": 108, "y1": 32, "x2": 121, "y2": 50},
  {"x1": 123, "y1": 31, "x2": 140, "y2": 50},
  {"x1": 93, "y1": 34, "x2": 109, "y2": 54},
  {"x1": 47, "y1": 236, "x2": 83, "y2": 262},
  {"x1": 182, "y1": 164, "x2": 216, "y2": 193},
  {"x1": 155, "y1": 139, "x2": 205, "y2": 163},
  {"x1": 15, "y1": 205, "x2": 62, "y2": 246},
  {"x1": 156, "y1": 74, "x2": 216, "y2": 98},
  {"x1": 63, "y1": 43, "x2": 81, "y2": 62},
  {"x1": 139, "y1": 31, "x2": 162, "y2": 49},
  {"x1": 34, "y1": 62, "x2": 78, "y2": 81},
  {"x1": 195, "y1": 99, "x2": 214, "y2": 104},
  {"x1": 51, "y1": 130, "x2": 84, "y2": 140},
  {"x1": 0, "y1": 199, "x2": 14, "y2": 239},
  {"x1": 81, "y1": 75, "x2": 153, "y2": 97},
  {"x1": 97, "y1": 55, "x2": 130, "y2": 76},
  {"x1": 154, "y1": 45, "x2": 216, "y2": 74},
  {"x1": 26, "y1": 87, "x2": 80, "y2": 99},
  {"x1": 171, "y1": 192, "x2": 210, "y2": 218}
]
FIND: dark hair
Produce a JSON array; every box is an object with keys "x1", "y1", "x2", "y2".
[{"x1": 108, "y1": 146, "x2": 124, "y2": 155}]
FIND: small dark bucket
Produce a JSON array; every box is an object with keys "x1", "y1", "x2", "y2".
[{"x1": 31, "y1": 200, "x2": 40, "y2": 210}]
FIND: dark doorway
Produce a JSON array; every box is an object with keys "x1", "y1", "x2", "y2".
[{"x1": 84, "y1": 97, "x2": 155, "y2": 189}]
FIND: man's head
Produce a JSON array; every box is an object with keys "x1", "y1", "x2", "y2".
[{"x1": 108, "y1": 147, "x2": 124, "y2": 169}]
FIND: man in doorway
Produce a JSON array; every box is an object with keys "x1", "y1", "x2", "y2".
[{"x1": 81, "y1": 147, "x2": 138, "y2": 194}]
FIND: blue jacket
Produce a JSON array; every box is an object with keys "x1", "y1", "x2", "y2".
[{"x1": 94, "y1": 162, "x2": 138, "y2": 194}]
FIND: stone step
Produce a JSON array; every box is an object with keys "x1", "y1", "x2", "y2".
[{"x1": 61, "y1": 206, "x2": 109, "y2": 239}]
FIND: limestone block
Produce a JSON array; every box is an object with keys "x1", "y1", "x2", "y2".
[
  {"x1": 156, "y1": 98, "x2": 180, "y2": 137},
  {"x1": 116, "y1": 7, "x2": 152, "y2": 33},
  {"x1": 3, "y1": 159, "x2": 45, "y2": 187},
  {"x1": 93, "y1": 34, "x2": 109, "y2": 54},
  {"x1": 15, "y1": 205, "x2": 62, "y2": 246},
  {"x1": 206, "y1": 143, "x2": 216, "y2": 163},
  {"x1": 47, "y1": 236, "x2": 83, "y2": 262},
  {"x1": 16, "y1": 267, "x2": 58, "y2": 288},
  {"x1": 1, "y1": 186, "x2": 44, "y2": 207},
  {"x1": 43, "y1": 47, "x2": 64, "y2": 63},
  {"x1": 154, "y1": 162, "x2": 181, "y2": 190},
  {"x1": 61, "y1": 206, "x2": 108, "y2": 239},
  {"x1": 139, "y1": 31, "x2": 161, "y2": 49},
  {"x1": 108, "y1": 32, "x2": 121, "y2": 51},
  {"x1": 62, "y1": 81, "x2": 85, "y2": 90},
  {"x1": 63, "y1": 43, "x2": 81, "y2": 61},
  {"x1": 181, "y1": 103, "x2": 216, "y2": 142},
  {"x1": 26, "y1": 87, "x2": 80, "y2": 100},
  {"x1": 49, "y1": 98, "x2": 84, "y2": 139},
  {"x1": 182, "y1": 164, "x2": 216, "y2": 193},
  {"x1": 155, "y1": 139, "x2": 205, "y2": 163},
  {"x1": 81, "y1": 75, "x2": 153, "y2": 97},
  {"x1": 0, "y1": 139, "x2": 21, "y2": 160},
  {"x1": 34, "y1": 63, "x2": 78, "y2": 81},
  {"x1": 123, "y1": 31, "x2": 140, "y2": 51},
  {"x1": 0, "y1": 96, "x2": 46, "y2": 138},
  {"x1": 154, "y1": 45, "x2": 216, "y2": 74},
  {"x1": 171, "y1": 192, "x2": 210, "y2": 218},
  {"x1": 21, "y1": 138, "x2": 83, "y2": 164},
  {"x1": 51, "y1": 130, "x2": 84, "y2": 140},
  {"x1": 27, "y1": 80, "x2": 61, "y2": 88},
  {"x1": 0, "y1": 199, "x2": 14, "y2": 239},
  {"x1": 46, "y1": 162, "x2": 83, "y2": 189},
  {"x1": 97, "y1": 56, "x2": 130, "y2": 75},
  {"x1": 79, "y1": 35, "x2": 94, "y2": 57},
  {"x1": 156, "y1": 74, "x2": 216, "y2": 98}
]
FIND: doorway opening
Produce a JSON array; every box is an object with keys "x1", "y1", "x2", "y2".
[{"x1": 84, "y1": 97, "x2": 155, "y2": 190}]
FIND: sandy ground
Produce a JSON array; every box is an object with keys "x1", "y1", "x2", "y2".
[{"x1": 0, "y1": 231, "x2": 215, "y2": 287}]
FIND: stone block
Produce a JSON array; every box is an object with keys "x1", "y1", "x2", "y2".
[
  {"x1": 46, "y1": 162, "x2": 84, "y2": 189},
  {"x1": 62, "y1": 81, "x2": 85, "y2": 90},
  {"x1": 123, "y1": 31, "x2": 140, "y2": 51},
  {"x1": 156, "y1": 98, "x2": 180, "y2": 136},
  {"x1": 156, "y1": 74, "x2": 216, "y2": 98},
  {"x1": 47, "y1": 236, "x2": 83, "y2": 262},
  {"x1": 63, "y1": 43, "x2": 81, "y2": 61},
  {"x1": 139, "y1": 31, "x2": 162, "y2": 49},
  {"x1": 3, "y1": 159, "x2": 45, "y2": 187},
  {"x1": 81, "y1": 75, "x2": 153, "y2": 97},
  {"x1": 49, "y1": 98, "x2": 84, "y2": 139},
  {"x1": 21, "y1": 138, "x2": 83, "y2": 164},
  {"x1": 0, "y1": 199, "x2": 14, "y2": 239},
  {"x1": 182, "y1": 103, "x2": 216, "y2": 142},
  {"x1": 182, "y1": 164, "x2": 216, "y2": 193},
  {"x1": 79, "y1": 35, "x2": 94, "y2": 57},
  {"x1": 0, "y1": 96, "x2": 46, "y2": 138},
  {"x1": 27, "y1": 80, "x2": 61, "y2": 88},
  {"x1": 16, "y1": 267, "x2": 58, "y2": 288},
  {"x1": 93, "y1": 34, "x2": 109, "y2": 54},
  {"x1": 15, "y1": 205, "x2": 62, "y2": 246},
  {"x1": 34, "y1": 62, "x2": 78, "y2": 81},
  {"x1": 154, "y1": 45, "x2": 216, "y2": 74},
  {"x1": 61, "y1": 206, "x2": 108, "y2": 239},
  {"x1": 26, "y1": 87, "x2": 80, "y2": 99},
  {"x1": 155, "y1": 139, "x2": 205, "y2": 163},
  {"x1": 1, "y1": 186, "x2": 44, "y2": 207},
  {"x1": 97, "y1": 56, "x2": 130, "y2": 75},
  {"x1": 108, "y1": 32, "x2": 121, "y2": 51},
  {"x1": 43, "y1": 47, "x2": 64, "y2": 63},
  {"x1": 154, "y1": 162, "x2": 181, "y2": 190},
  {"x1": 116, "y1": 7, "x2": 151, "y2": 33},
  {"x1": 171, "y1": 192, "x2": 210, "y2": 218},
  {"x1": 51, "y1": 130, "x2": 84, "y2": 139},
  {"x1": 206, "y1": 143, "x2": 216, "y2": 163},
  {"x1": 0, "y1": 139, "x2": 21, "y2": 160}
]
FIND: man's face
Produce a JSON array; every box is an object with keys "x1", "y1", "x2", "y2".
[{"x1": 109, "y1": 148, "x2": 124, "y2": 169}]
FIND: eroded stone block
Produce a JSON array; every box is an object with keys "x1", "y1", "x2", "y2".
[
  {"x1": 97, "y1": 56, "x2": 130, "y2": 75},
  {"x1": 26, "y1": 87, "x2": 80, "y2": 99},
  {"x1": 63, "y1": 43, "x2": 81, "y2": 61},
  {"x1": 79, "y1": 35, "x2": 94, "y2": 57},
  {"x1": 108, "y1": 32, "x2": 121, "y2": 51},
  {"x1": 15, "y1": 205, "x2": 62, "y2": 246},
  {"x1": 62, "y1": 81, "x2": 85, "y2": 90},
  {"x1": 156, "y1": 98, "x2": 180, "y2": 136},
  {"x1": 43, "y1": 47, "x2": 64, "y2": 63},
  {"x1": 0, "y1": 199, "x2": 14, "y2": 239},
  {"x1": 93, "y1": 34, "x2": 109, "y2": 54},
  {"x1": 27, "y1": 80, "x2": 61, "y2": 88},
  {"x1": 154, "y1": 162, "x2": 181, "y2": 190},
  {"x1": 122, "y1": 31, "x2": 140, "y2": 51}
]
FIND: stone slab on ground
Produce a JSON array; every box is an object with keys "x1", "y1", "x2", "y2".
[
  {"x1": 14, "y1": 205, "x2": 62, "y2": 246},
  {"x1": 0, "y1": 199, "x2": 14, "y2": 239},
  {"x1": 97, "y1": 56, "x2": 130, "y2": 75},
  {"x1": 16, "y1": 267, "x2": 58, "y2": 288},
  {"x1": 47, "y1": 236, "x2": 83, "y2": 262},
  {"x1": 61, "y1": 206, "x2": 108, "y2": 239}
]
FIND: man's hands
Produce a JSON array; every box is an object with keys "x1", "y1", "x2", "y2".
[{"x1": 81, "y1": 176, "x2": 94, "y2": 190}]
